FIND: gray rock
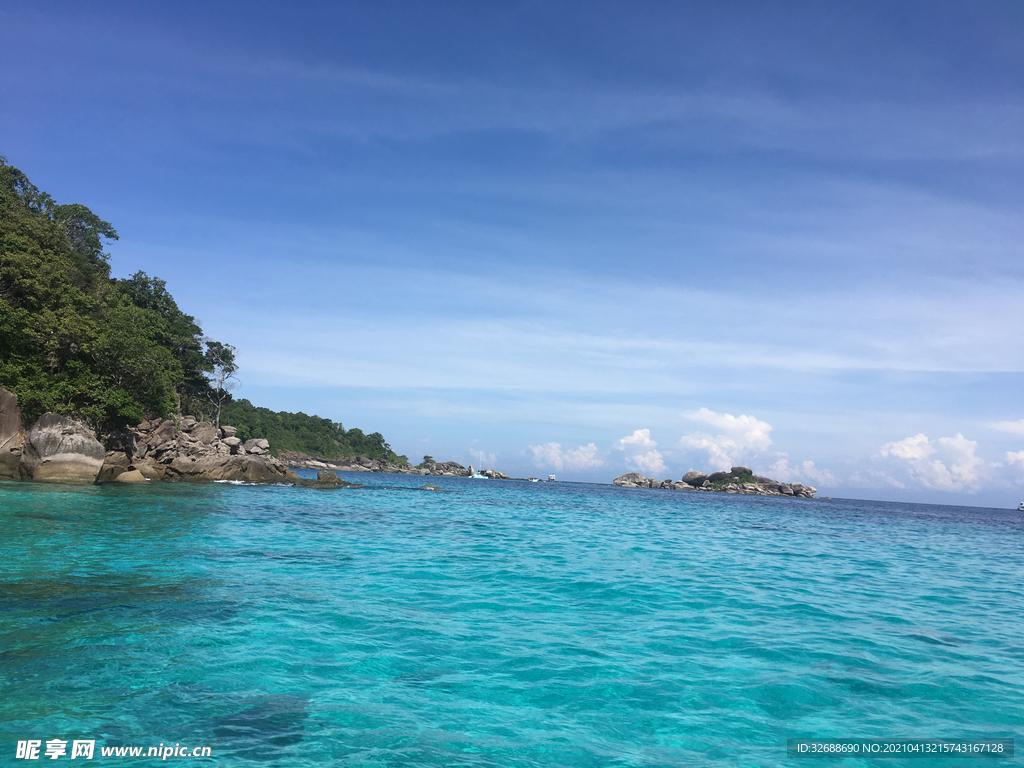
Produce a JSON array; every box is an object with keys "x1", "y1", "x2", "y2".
[
  {"x1": 779, "y1": 484, "x2": 794, "y2": 495},
  {"x1": 20, "y1": 413, "x2": 105, "y2": 484},
  {"x1": 707, "y1": 471, "x2": 731, "y2": 483},
  {"x1": 219, "y1": 425, "x2": 238, "y2": 438},
  {"x1": 730, "y1": 466, "x2": 752, "y2": 476},
  {"x1": 165, "y1": 454, "x2": 290, "y2": 483},
  {"x1": 222, "y1": 436, "x2": 242, "y2": 447},
  {"x1": 146, "y1": 420, "x2": 178, "y2": 449},
  {"x1": 114, "y1": 469, "x2": 148, "y2": 484},
  {"x1": 0, "y1": 387, "x2": 26, "y2": 481},
  {"x1": 613, "y1": 472, "x2": 646, "y2": 486},
  {"x1": 682, "y1": 470, "x2": 707, "y2": 486},
  {"x1": 180, "y1": 416, "x2": 197, "y2": 429},
  {"x1": 97, "y1": 451, "x2": 131, "y2": 482},
  {"x1": 243, "y1": 438, "x2": 270, "y2": 455},
  {"x1": 190, "y1": 422, "x2": 218, "y2": 444}
]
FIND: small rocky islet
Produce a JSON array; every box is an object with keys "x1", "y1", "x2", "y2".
[{"x1": 613, "y1": 466, "x2": 817, "y2": 497}]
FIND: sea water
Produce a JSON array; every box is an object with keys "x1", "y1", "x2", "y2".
[{"x1": 1, "y1": 475, "x2": 1021, "y2": 766}]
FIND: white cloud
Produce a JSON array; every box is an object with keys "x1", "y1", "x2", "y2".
[
  {"x1": 679, "y1": 407, "x2": 773, "y2": 470},
  {"x1": 990, "y1": 420, "x2": 1024, "y2": 435},
  {"x1": 767, "y1": 458, "x2": 839, "y2": 487},
  {"x1": 881, "y1": 433, "x2": 934, "y2": 460},
  {"x1": 1006, "y1": 450, "x2": 1024, "y2": 468},
  {"x1": 880, "y1": 433, "x2": 987, "y2": 491},
  {"x1": 614, "y1": 429, "x2": 668, "y2": 476},
  {"x1": 528, "y1": 442, "x2": 603, "y2": 472}
]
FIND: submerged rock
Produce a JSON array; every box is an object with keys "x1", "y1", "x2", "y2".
[{"x1": 290, "y1": 469, "x2": 362, "y2": 489}]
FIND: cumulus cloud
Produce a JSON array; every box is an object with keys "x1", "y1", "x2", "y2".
[
  {"x1": 989, "y1": 420, "x2": 1024, "y2": 435},
  {"x1": 614, "y1": 429, "x2": 668, "y2": 476},
  {"x1": 679, "y1": 407, "x2": 773, "y2": 470},
  {"x1": 767, "y1": 458, "x2": 839, "y2": 487},
  {"x1": 528, "y1": 442, "x2": 603, "y2": 471},
  {"x1": 1006, "y1": 450, "x2": 1024, "y2": 468},
  {"x1": 879, "y1": 433, "x2": 987, "y2": 491}
]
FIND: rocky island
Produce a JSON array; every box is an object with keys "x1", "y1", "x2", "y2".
[{"x1": 613, "y1": 466, "x2": 817, "y2": 498}]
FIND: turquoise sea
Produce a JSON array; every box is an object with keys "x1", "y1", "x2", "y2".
[{"x1": 1, "y1": 474, "x2": 1021, "y2": 766}]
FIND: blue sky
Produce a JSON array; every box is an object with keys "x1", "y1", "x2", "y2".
[{"x1": 2, "y1": 1, "x2": 1023, "y2": 506}]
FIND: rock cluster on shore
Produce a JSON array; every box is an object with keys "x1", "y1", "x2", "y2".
[
  {"x1": 0, "y1": 386, "x2": 293, "y2": 485},
  {"x1": 612, "y1": 466, "x2": 817, "y2": 498},
  {"x1": 99, "y1": 416, "x2": 293, "y2": 484},
  {"x1": 0, "y1": 385, "x2": 520, "y2": 487}
]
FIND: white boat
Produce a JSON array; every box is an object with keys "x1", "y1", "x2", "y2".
[
  {"x1": 1018, "y1": 502, "x2": 1024, "y2": 511},
  {"x1": 548, "y1": 474, "x2": 556, "y2": 482},
  {"x1": 527, "y1": 477, "x2": 541, "y2": 482},
  {"x1": 468, "y1": 465, "x2": 487, "y2": 479}
]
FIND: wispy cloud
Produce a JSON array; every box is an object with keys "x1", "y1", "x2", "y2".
[{"x1": 989, "y1": 419, "x2": 1024, "y2": 435}]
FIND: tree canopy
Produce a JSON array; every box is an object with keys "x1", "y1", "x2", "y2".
[
  {"x1": 0, "y1": 156, "x2": 407, "y2": 462},
  {"x1": 219, "y1": 399, "x2": 409, "y2": 464}
]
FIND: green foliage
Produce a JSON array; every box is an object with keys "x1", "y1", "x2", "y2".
[
  {"x1": 710, "y1": 472, "x2": 756, "y2": 489},
  {"x1": 201, "y1": 339, "x2": 237, "y2": 427},
  {"x1": 219, "y1": 399, "x2": 409, "y2": 464},
  {"x1": 0, "y1": 156, "x2": 221, "y2": 432},
  {"x1": 0, "y1": 155, "x2": 408, "y2": 461},
  {"x1": 417, "y1": 455, "x2": 434, "y2": 468}
]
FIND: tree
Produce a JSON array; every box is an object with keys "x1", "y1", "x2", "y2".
[{"x1": 203, "y1": 339, "x2": 237, "y2": 428}]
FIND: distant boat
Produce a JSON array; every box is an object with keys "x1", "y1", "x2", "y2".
[
  {"x1": 548, "y1": 474, "x2": 556, "y2": 482},
  {"x1": 527, "y1": 477, "x2": 541, "y2": 483},
  {"x1": 1019, "y1": 501, "x2": 1024, "y2": 511}
]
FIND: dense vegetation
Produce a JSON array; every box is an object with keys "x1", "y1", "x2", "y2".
[
  {"x1": 0, "y1": 156, "x2": 219, "y2": 431},
  {"x1": 0, "y1": 156, "x2": 405, "y2": 462},
  {"x1": 220, "y1": 399, "x2": 408, "y2": 464}
]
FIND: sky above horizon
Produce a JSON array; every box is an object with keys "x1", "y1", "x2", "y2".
[{"x1": 2, "y1": 1, "x2": 1022, "y2": 506}]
